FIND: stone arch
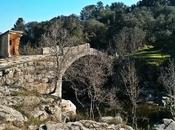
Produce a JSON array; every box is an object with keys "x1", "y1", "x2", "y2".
[{"x1": 52, "y1": 44, "x2": 103, "y2": 97}]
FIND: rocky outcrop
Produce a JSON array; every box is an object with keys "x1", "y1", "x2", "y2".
[
  {"x1": 26, "y1": 98, "x2": 76, "y2": 122},
  {"x1": 39, "y1": 122, "x2": 68, "y2": 130},
  {"x1": 0, "y1": 92, "x2": 133, "y2": 130},
  {"x1": 100, "y1": 116, "x2": 123, "y2": 124},
  {"x1": 0, "y1": 96, "x2": 41, "y2": 107},
  {"x1": 60, "y1": 99, "x2": 76, "y2": 121},
  {"x1": 29, "y1": 102, "x2": 62, "y2": 122},
  {"x1": 152, "y1": 119, "x2": 175, "y2": 130},
  {"x1": 0, "y1": 105, "x2": 27, "y2": 122},
  {"x1": 0, "y1": 105, "x2": 27, "y2": 128},
  {"x1": 0, "y1": 92, "x2": 77, "y2": 127},
  {"x1": 38, "y1": 120, "x2": 134, "y2": 130}
]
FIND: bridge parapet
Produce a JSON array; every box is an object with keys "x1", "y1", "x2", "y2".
[{"x1": 41, "y1": 43, "x2": 91, "y2": 55}]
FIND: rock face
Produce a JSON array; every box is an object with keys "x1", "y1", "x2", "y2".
[
  {"x1": 0, "y1": 105, "x2": 27, "y2": 124},
  {"x1": 60, "y1": 99, "x2": 76, "y2": 121},
  {"x1": 152, "y1": 119, "x2": 175, "y2": 130},
  {"x1": 0, "y1": 91, "x2": 133, "y2": 130},
  {"x1": 29, "y1": 98, "x2": 76, "y2": 122},
  {"x1": 30, "y1": 102, "x2": 62, "y2": 122},
  {"x1": 39, "y1": 122, "x2": 68, "y2": 130},
  {"x1": 0, "y1": 92, "x2": 78, "y2": 128},
  {"x1": 100, "y1": 116, "x2": 123, "y2": 124},
  {"x1": 38, "y1": 120, "x2": 134, "y2": 130}
]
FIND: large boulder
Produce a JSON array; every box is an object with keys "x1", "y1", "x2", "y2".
[
  {"x1": 0, "y1": 105, "x2": 27, "y2": 127},
  {"x1": 161, "y1": 96, "x2": 171, "y2": 107},
  {"x1": 152, "y1": 119, "x2": 175, "y2": 130},
  {"x1": 60, "y1": 99, "x2": 76, "y2": 121},
  {"x1": 28, "y1": 103, "x2": 62, "y2": 122}
]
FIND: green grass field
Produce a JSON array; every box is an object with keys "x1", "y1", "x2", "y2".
[{"x1": 130, "y1": 45, "x2": 171, "y2": 65}]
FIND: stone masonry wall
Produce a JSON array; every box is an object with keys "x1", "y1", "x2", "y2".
[
  {"x1": 0, "y1": 59, "x2": 56, "y2": 95},
  {"x1": 0, "y1": 43, "x2": 100, "y2": 96}
]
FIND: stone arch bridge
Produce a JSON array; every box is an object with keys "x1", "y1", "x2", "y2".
[{"x1": 0, "y1": 44, "x2": 106, "y2": 97}]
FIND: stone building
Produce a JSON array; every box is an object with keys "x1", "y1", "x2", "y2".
[{"x1": 0, "y1": 30, "x2": 23, "y2": 58}]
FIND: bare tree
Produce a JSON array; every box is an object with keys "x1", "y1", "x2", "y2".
[
  {"x1": 39, "y1": 21, "x2": 78, "y2": 97},
  {"x1": 120, "y1": 60, "x2": 139, "y2": 129},
  {"x1": 160, "y1": 59, "x2": 175, "y2": 120},
  {"x1": 113, "y1": 27, "x2": 145, "y2": 57},
  {"x1": 65, "y1": 54, "x2": 115, "y2": 119}
]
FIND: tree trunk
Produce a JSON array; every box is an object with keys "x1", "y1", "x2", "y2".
[{"x1": 52, "y1": 75, "x2": 62, "y2": 98}]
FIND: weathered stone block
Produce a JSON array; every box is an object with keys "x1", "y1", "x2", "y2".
[{"x1": 42, "y1": 78, "x2": 49, "y2": 83}]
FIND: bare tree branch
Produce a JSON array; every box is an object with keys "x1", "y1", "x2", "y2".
[
  {"x1": 160, "y1": 59, "x2": 175, "y2": 120},
  {"x1": 120, "y1": 60, "x2": 139, "y2": 129}
]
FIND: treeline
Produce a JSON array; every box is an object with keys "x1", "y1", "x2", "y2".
[
  {"x1": 11, "y1": 1, "x2": 175, "y2": 128},
  {"x1": 13, "y1": 0, "x2": 175, "y2": 56}
]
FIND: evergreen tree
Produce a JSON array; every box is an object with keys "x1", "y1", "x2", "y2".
[{"x1": 13, "y1": 17, "x2": 25, "y2": 31}]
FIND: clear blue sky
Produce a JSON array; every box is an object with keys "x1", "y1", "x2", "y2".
[{"x1": 0, "y1": 0, "x2": 137, "y2": 33}]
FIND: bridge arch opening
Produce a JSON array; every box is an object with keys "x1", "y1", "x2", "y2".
[
  {"x1": 52, "y1": 47, "x2": 103, "y2": 97},
  {"x1": 62, "y1": 55, "x2": 100, "y2": 101}
]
